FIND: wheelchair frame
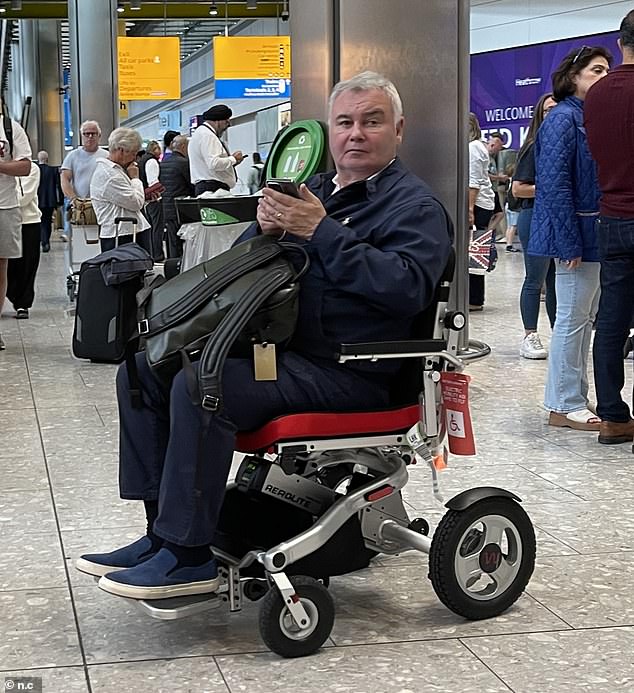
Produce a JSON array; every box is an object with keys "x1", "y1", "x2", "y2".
[{"x1": 130, "y1": 264, "x2": 536, "y2": 658}]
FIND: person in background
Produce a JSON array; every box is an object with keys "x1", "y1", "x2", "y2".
[
  {"x1": 139, "y1": 140, "x2": 164, "y2": 262},
  {"x1": 585, "y1": 10, "x2": 634, "y2": 446},
  {"x1": 468, "y1": 112, "x2": 496, "y2": 311},
  {"x1": 0, "y1": 104, "x2": 32, "y2": 350},
  {"x1": 36, "y1": 150, "x2": 63, "y2": 253},
  {"x1": 159, "y1": 135, "x2": 194, "y2": 259},
  {"x1": 503, "y1": 162, "x2": 520, "y2": 252},
  {"x1": 247, "y1": 152, "x2": 265, "y2": 194},
  {"x1": 162, "y1": 130, "x2": 179, "y2": 162},
  {"x1": 487, "y1": 131, "x2": 508, "y2": 239},
  {"x1": 90, "y1": 127, "x2": 149, "y2": 253},
  {"x1": 6, "y1": 162, "x2": 41, "y2": 319},
  {"x1": 529, "y1": 46, "x2": 611, "y2": 430},
  {"x1": 188, "y1": 104, "x2": 244, "y2": 194},
  {"x1": 513, "y1": 93, "x2": 557, "y2": 360},
  {"x1": 60, "y1": 120, "x2": 107, "y2": 242}
]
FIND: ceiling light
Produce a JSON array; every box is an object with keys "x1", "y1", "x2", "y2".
[
  {"x1": 0, "y1": 6, "x2": 7, "y2": 14},
  {"x1": 130, "y1": 0, "x2": 141, "y2": 10},
  {"x1": 11, "y1": 1, "x2": 23, "y2": 11},
  {"x1": 246, "y1": 0, "x2": 258, "y2": 9},
  {"x1": 209, "y1": 3, "x2": 218, "y2": 16},
  {"x1": 116, "y1": 2, "x2": 125, "y2": 13}
]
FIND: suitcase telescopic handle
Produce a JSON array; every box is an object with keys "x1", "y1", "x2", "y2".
[{"x1": 113, "y1": 216, "x2": 139, "y2": 245}]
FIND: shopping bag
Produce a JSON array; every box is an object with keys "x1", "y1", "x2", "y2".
[{"x1": 468, "y1": 226, "x2": 496, "y2": 275}]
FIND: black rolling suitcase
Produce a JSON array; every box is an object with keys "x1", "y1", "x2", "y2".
[{"x1": 72, "y1": 217, "x2": 153, "y2": 363}]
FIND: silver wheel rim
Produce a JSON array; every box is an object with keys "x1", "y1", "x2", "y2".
[
  {"x1": 279, "y1": 597, "x2": 319, "y2": 640},
  {"x1": 453, "y1": 513, "x2": 523, "y2": 601}
]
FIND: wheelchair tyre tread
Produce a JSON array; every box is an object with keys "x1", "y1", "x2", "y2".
[
  {"x1": 428, "y1": 498, "x2": 535, "y2": 620},
  {"x1": 259, "y1": 575, "x2": 335, "y2": 658}
]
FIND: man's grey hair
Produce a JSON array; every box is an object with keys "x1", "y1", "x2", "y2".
[
  {"x1": 80, "y1": 120, "x2": 101, "y2": 136},
  {"x1": 108, "y1": 127, "x2": 142, "y2": 154},
  {"x1": 171, "y1": 135, "x2": 189, "y2": 154},
  {"x1": 328, "y1": 71, "x2": 403, "y2": 124},
  {"x1": 37, "y1": 150, "x2": 48, "y2": 163}
]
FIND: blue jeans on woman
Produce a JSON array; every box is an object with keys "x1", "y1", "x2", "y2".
[
  {"x1": 544, "y1": 260, "x2": 600, "y2": 413},
  {"x1": 593, "y1": 217, "x2": 634, "y2": 422},
  {"x1": 518, "y1": 207, "x2": 556, "y2": 330}
]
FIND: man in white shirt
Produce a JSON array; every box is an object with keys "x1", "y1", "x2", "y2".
[
  {"x1": 60, "y1": 120, "x2": 108, "y2": 242},
  {"x1": 0, "y1": 107, "x2": 32, "y2": 350},
  {"x1": 188, "y1": 104, "x2": 244, "y2": 195}
]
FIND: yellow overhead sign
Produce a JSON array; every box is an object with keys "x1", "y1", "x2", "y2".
[
  {"x1": 117, "y1": 36, "x2": 181, "y2": 100},
  {"x1": 214, "y1": 36, "x2": 291, "y2": 80}
]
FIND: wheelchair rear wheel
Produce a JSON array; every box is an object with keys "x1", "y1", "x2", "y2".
[
  {"x1": 259, "y1": 575, "x2": 335, "y2": 658},
  {"x1": 428, "y1": 497, "x2": 535, "y2": 620}
]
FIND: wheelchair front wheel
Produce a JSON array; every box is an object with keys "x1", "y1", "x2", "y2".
[
  {"x1": 428, "y1": 497, "x2": 535, "y2": 620},
  {"x1": 259, "y1": 575, "x2": 335, "y2": 658}
]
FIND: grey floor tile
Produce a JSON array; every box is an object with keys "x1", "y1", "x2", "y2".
[
  {"x1": 0, "y1": 490, "x2": 57, "y2": 534},
  {"x1": 526, "y1": 499, "x2": 634, "y2": 554},
  {"x1": 54, "y1": 485, "x2": 139, "y2": 532},
  {"x1": 41, "y1": 426, "x2": 119, "y2": 458},
  {"x1": 328, "y1": 564, "x2": 569, "y2": 646},
  {"x1": 0, "y1": 588, "x2": 82, "y2": 669},
  {"x1": 73, "y1": 585, "x2": 269, "y2": 662},
  {"x1": 216, "y1": 640, "x2": 510, "y2": 693},
  {"x1": 464, "y1": 626, "x2": 634, "y2": 692},
  {"x1": 46, "y1": 453, "x2": 119, "y2": 490},
  {"x1": 0, "y1": 668, "x2": 88, "y2": 692},
  {"x1": 526, "y1": 552, "x2": 634, "y2": 628},
  {"x1": 0, "y1": 455, "x2": 49, "y2": 492},
  {"x1": 87, "y1": 659, "x2": 229, "y2": 693},
  {"x1": 522, "y1": 458, "x2": 634, "y2": 500},
  {"x1": 0, "y1": 531, "x2": 67, "y2": 591}
]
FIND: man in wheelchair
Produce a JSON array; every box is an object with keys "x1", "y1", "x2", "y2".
[{"x1": 77, "y1": 71, "x2": 453, "y2": 601}]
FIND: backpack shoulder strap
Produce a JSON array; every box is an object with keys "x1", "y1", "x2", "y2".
[{"x1": 2, "y1": 105, "x2": 13, "y2": 158}]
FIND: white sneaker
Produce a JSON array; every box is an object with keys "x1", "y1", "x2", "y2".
[{"x1": 520, "y1": 332, "x2": 547, "y2": 359}]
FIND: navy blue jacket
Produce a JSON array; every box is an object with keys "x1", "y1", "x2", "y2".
[
  {"x1": 240, "y1": 158, "x2": 453, "y2": 379},
  {"x1": 529, "y1": 96, "x2": 600, "y2": 261}
]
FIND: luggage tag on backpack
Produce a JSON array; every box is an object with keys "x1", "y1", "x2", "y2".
[{"x1": 254, "y1": 343, "x2": 277, "y2": 381}]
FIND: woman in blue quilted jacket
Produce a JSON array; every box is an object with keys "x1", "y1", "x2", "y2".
[{"x1": 529, "y1": 45, "x2": 611, "y2": 430}]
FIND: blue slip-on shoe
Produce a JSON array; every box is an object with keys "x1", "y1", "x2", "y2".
[
  {"x1": 97, "y1": 547, "x2": 220, "y2": 600},
  {"x1": 76, "y1": 536, "x2": 158, "y2": 577}
]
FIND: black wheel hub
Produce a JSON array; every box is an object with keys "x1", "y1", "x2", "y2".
[{"x1": 478, "y1": 542, "x2": 503, "y2": 573}]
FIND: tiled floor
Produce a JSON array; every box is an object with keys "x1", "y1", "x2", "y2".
[{"x1": 1, "y1": 236, "x2": 633, "y2": 693}]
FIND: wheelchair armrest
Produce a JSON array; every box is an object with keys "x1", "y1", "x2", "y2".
[{"x1": 339, "y1": 339, "x2": 448, "y2": 356}]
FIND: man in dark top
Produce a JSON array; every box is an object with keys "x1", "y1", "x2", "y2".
[
  {"x1": 158, "y1": 135, "x2": 194, "y2": 258},
  {"x1": 585, "y1": 10, "x2": 634, "y2": 447},
  {"x1": 162, "y1": 130, "x2": 179, "y2": 162},
  {"x1": 76, "y1": 71, "x2": 452, "y2": 600},
  {"x1": 36, "y1": 150, "x2": 63, "y2": 252}
]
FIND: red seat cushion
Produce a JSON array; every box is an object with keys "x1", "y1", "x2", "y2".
[{"x1": 235, "y1": 404, "x2": 419, "y2": 453}]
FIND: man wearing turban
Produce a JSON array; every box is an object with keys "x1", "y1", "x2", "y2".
[{"x1": 188, "y1": 104, "x2": 244, "y2": 195}]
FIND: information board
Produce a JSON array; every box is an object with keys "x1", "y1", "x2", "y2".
[
  {"x1": 214, "y1": 36, "x2": 291, "y2": 99},
  {"x1": 118, "y1": 36, "x2": 181, "y2": 101}
]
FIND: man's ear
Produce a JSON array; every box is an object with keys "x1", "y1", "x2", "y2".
[{"x1": 396, "y1": 117, "x2": 404, "y2": 145}]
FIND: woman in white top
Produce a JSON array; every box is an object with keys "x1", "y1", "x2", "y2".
[
  {"x1": 6, "y1": 162, "x2": 42, "y2": 319},
  {"x1": 468, "y1": 112, "x2": 496, "y2": 310},
  {"x1": 90, "y1": 127, "x2": 149, "y2": 253}
]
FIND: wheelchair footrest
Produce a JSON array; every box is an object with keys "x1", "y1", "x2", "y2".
[{"x1": 136, "y1": 593, "x2": 222, "y2": 620}]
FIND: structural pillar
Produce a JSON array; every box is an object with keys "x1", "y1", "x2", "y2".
[
  {"x1": 68, "y1": 0, "x2": 118, "y2": 147},
  {"x1": 290, "y1": 0, "x2": 478, "y2": 353},
  {"x1": 35, "y1": 20, "x2": 64, "y2": 165}
]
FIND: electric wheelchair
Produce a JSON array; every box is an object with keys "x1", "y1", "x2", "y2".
[{"x1": 134, "y1": 250, "x2": 536, "y2": 658}]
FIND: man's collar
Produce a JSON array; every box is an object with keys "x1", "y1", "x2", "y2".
[{"x1": 331, "y1": 158, "x2": 397, "y2": 195}]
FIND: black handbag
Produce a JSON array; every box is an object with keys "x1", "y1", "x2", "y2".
[{"x1": 139, "y1": 235, "x2": 309, "y2": 389}]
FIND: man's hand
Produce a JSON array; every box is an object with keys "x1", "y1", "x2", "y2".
[
  {"x1": 258, "y1": 184, "x2": 326, "y2": 240},
  {"x1": 232, "y1": 151, "x2": 244, "y2": 165},
  {"x1": 127, "y1": 162, "x2": 139, "y2": 179},
  {"x1": 468, "y1": 208, "x2": 475, "y2": 226}
]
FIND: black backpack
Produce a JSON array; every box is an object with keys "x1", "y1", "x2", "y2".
[{"x1": 1, "y1": 102, "x2": 13, "y2": 157}]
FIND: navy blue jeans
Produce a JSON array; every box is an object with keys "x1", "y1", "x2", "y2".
[
  {"x1": 116, "y1": 352, "x2": 389, "y2": 546},
  {"x1": 518, "y1": 207, "x2": 556, "y2": 331},
  {"x1": 593, "y1": 216, "x2": 634, "y2": 422}
]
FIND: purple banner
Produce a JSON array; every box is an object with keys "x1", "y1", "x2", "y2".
[{"x1": 470, "y1": 31, "x2": 620, "y2": 150}]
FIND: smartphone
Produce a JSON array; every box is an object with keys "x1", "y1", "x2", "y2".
[{"x1": 266, "y1": 178, "x2": 300, "y2": 198}]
